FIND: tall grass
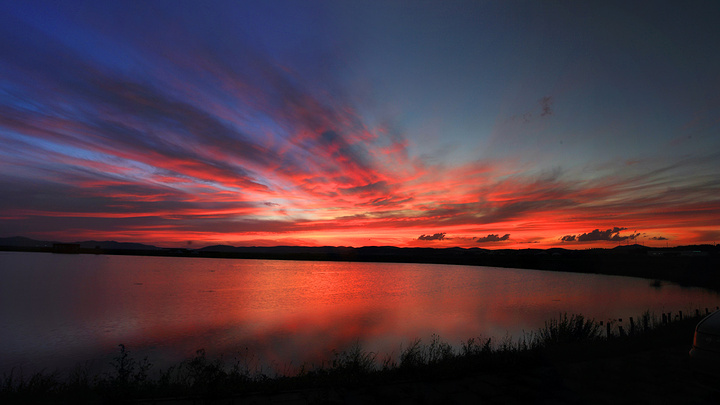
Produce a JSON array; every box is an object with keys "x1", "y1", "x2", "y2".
[
  {"x1": 399, "y1": 334, "x2": 454, "y2": 369},
  {"x1": 534, "y1": 313, "x2": 603, "y2": 346}
]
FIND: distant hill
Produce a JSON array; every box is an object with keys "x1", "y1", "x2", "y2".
[
  {"x1": 76, "y1": 240, "x2": 161, "y2": 250},
  {"x1": 0, "y1": 236, "x2": 55, "y2": 247},
  {"x1": 612, "y1": 244, "x2": 651, "y2": 252},
  {"x1": 199, "y1": 244, "x2": 242, "y2": 253},
  {"x1": 199, "y1": 245, "x2": 358, "y2": 255},
  {"x1": 0, "y1": 237, "x2": 160, "y2": 250},
  {"x1": 2, "y1": 236, "x2": 717, "y2": 256}
]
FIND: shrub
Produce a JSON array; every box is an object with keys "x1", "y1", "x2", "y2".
[{"x1": 535, "y1": 313, "x2": 602, "y2": 346}]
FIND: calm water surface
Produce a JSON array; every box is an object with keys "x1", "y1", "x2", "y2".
[{"x1": 1, "y1": 251, "x2": 718, "y2": 375}]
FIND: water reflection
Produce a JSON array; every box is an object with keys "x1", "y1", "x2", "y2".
[{"x1": 1, "y1": 252, "x2": 718, "y2": 374}]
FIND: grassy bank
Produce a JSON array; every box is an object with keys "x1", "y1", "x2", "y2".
[{"x1": 2, "y1": 308, "x2": 715, "y2": 404}]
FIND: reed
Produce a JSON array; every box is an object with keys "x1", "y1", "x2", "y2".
[{"x1": 534, "y1": 313, "x2": 603, "y2": 346}]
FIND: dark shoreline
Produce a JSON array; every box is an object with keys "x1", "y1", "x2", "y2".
[{"x1": 2, "y1": 242, "x2": 720, "y2": 292}]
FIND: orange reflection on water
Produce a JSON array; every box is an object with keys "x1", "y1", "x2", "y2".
[{"x1": 1, "y1": 253, "x2": 719, "y2": 374}]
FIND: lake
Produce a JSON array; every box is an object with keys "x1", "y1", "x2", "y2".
[{"x1": 1, "y1": 251, "x2": 718, "y2": 376}]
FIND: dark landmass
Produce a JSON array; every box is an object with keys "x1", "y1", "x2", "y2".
[
  {"x1": 0, "y1": 236, "x2": 161, "y2": 251},
  {"x1": 1, "y1": 236, "x2": 719, "y2": 291},
  {"x1": 75, "y1": 240, "x2": 162, "y2": 251}
]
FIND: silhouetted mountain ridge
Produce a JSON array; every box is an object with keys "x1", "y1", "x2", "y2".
[
  {"x1": 0, "y1": 236, "x2": 55, "y2": 247},
  {"x1": 76, "y1": 240, "x2": 161, "y2": 250},
  {"x1": 0, "y1": 237, "x2": 160, "y2": 250},
  {"x1": 2, "y1": 236, "x2": 719, "y2": 289},
  {"x1": 2, "y1": 237, "x2": 717, "y2": 256}
]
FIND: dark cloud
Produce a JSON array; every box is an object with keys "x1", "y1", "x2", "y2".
[
  {"x1": 650, "y1": 236, "x2": 669, "y2": 241},
  {"x1": 317, "y1": 130, "x2": 374, "y2": 175},
  {"x1": 561, "y1": 227, "x2": 640, "y2": 243},
  {"x1": 339, "y1": 180, "x2": 390, "y2": 196},
  {"x1": 360, "y1": 195, "x2": 414, "y2": 207},
  {"x1": 483, "y1": 199, "x2": 574, "y2": 225},
  {"x1": 476, "y1": 233, "x2": 510, "y2": 243},
  {"x1": 579, "y1": 227, "x2": 629, "y2": 242},
  {"x1": 540, "y1": 96, "x2": 553, "y2": 117},
  {"x1": 418, "y1": 233, "x2": 446, "y2": 241}
]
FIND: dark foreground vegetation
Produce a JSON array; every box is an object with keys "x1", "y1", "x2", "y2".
[{"x1": 3, "y1": 308, "x2": 718, "y2": 404}]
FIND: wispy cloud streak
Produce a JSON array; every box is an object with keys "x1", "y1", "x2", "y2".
[{"x1": 1, "y1": 3, "x2": 719, "y2": 247}]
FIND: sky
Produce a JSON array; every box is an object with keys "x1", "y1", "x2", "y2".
[{"x1": 1, "y1": 0, "x2": 719, "y2": 249}]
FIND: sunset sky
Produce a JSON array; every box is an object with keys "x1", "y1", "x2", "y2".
[{"x1": 1, "y1": 1, "x2": 719, "y2": 248}]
